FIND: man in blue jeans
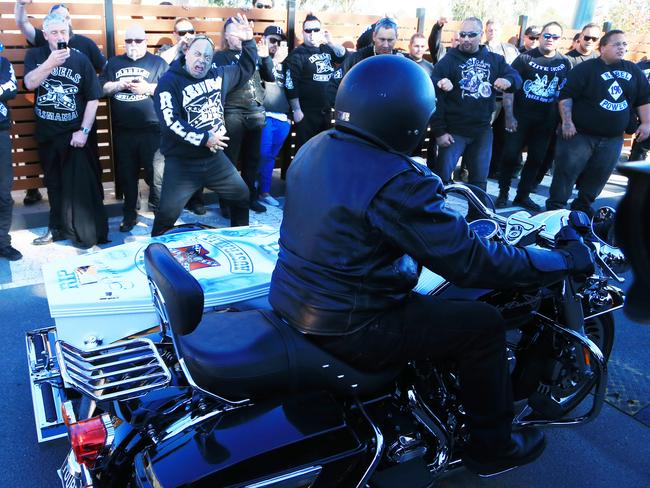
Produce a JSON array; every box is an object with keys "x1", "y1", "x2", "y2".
[
  {"x1": 431, "y1": 17, "x2": 521, "y2": 200},
  {"x1": 0, "y1": 53, "x2": 19, "y2": 261},
  {"x1": 258, "y1": 25, "x2": 290, "y2": 207},
  {"x1": 547, "y1": 30, "x2": 650, "y2": 215}
]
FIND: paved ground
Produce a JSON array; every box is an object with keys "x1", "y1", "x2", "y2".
[{"x1": 1, "y1": 166, "x2": 649, "y2": 486}]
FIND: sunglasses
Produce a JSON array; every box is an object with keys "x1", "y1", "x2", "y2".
[
  {"x1": 458, "y1": 31, "x2": 480, "y2": 39},
  {"x1": 583, "y1": 36, "x2": 599, "y2": 42},
  {"x1": 176, "y1": 29, "x2": 195, "y2": 36},
  {"x1": 542, "y1": 33, "x2": 561, "y2": 40},
  {"x1": 125, "y1": 39, "x2": 146, "y2": 44},
  {"x1": 267, "y1": 37, "x2": 281, "y2": 44},
  {"x1": 527, "y1": 36, "x2": 539, "y2": 41},
  {"x1": 304, "y1": 28, "x2": 321, "y2": 34}
]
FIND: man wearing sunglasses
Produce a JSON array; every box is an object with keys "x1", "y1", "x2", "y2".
[
  {"x1": 497, "y1": 22, "x2": 571, "y2": 211},
  {"x1": 547, "y1": 30, "x2": 650, "y2": 216},
  {"x1": 159, "y1": 17, "x2": 196, "y2": 65},
  {"x1": 431, "y1": 17, "x2": 521, "y2": 209},
  {"x1": 519, "y1": 25, "x2": 541, "y2": 53},
  {"x1": 101, "y1": 25, "x2": 169, "y2": 232},
  {"x1": 284, "y1": 14, "x2": 345, "y2": 151},
  {"x1": 566, "y1": 23, "x2": 601, "y2": 68},
  {"x1": 151, "y1": 14, "x2": 256, "y2": 236}
]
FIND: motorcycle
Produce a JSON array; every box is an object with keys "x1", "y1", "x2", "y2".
[{"x1": 27, "y1": 185, "x2": 626, "y2": 487}]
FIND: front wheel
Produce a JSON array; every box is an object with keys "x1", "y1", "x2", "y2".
[{"x1": 531, "y1": 313, "x2": 614, "y2": 417}]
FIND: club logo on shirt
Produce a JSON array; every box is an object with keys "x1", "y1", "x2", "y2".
[
  {"x1": 599, "y1": 70, "x2": 631, "y2": 112},
  {"x1": 114, "y1": 67, "x2": 151, "y2": 102},
  {"x1": 37, "y1": 79, "x2": 78, "y2": 111},
  {"x1": 185, "y1": 91, "x2": 224, "y2": 130},
  {"x1": 309, "y1": 53, "x2": 334, "y2": 82},
  {"x1": 459, "y1": 58, "x2": 492, "y2": 99},
  {"x1": 523, "y1": 74, "x2": 564, "y2": 102}
]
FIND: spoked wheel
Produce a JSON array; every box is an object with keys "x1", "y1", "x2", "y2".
[{"x1": 534, "y1": 313, "x2": 614, "y2": 417}]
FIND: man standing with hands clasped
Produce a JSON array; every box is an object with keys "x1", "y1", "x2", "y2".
[
  {"x1": 151, "y1": 14, "x2": 256, "y2": 236},
  {"x1": 431, "y1": 17, "x2": 521, "y2": 205},
  {"x1": 102, "y1": 25, "x2": 169, "y2": 232}
]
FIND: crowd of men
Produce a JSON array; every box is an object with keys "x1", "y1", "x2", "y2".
[{"x1": 0, "y1": 2, "x2": 648, "y2": 263}]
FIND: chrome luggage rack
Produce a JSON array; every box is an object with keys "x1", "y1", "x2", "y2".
[{"x1": 55, "y1": 338, "x2": 171, "y2": 402}]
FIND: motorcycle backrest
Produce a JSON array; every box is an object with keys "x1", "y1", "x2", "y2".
[{"x1": 144, "y1": 243, "x2": 205, "y2": 336}]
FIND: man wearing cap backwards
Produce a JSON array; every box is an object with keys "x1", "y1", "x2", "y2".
[
  {"x1": 258, "y1": 25, "x2": 290, "y2": 207},
  {"x1": 270, "y1": 54, "x2": 594, "y2": 478},
  {"x1": 101, "y1": 25, "x2": 169, "y2": 232},
  {"x1": 151, "y1": 14, "x2": 256, "y2": 236}
]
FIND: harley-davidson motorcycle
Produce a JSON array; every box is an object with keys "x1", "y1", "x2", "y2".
[{"x1": 26, "y1": 185, "x2": 627, "y2": 487}]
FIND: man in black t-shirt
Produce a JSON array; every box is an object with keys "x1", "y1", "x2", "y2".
[
  {"x1": 15, "y1": 1, "x2": 105, "y2": 71},
  {"x1": 25, "y1": 13, "x2": 107, "y2": 247},
  {"x1": 283, "y1": 14, "x2": 345, "y2": 151},
  {"x1": 565, "y1": 23, "x2": 601, "y2": 68},
  {"x1": 101, "y1": 25, "x2": 169, "y2": 232},
  {"x1": 497, "y1": 22, "x2": 571, "y2": 211},
  {"x1": 15, "y1": 1, "x2": 106, "y2": 206},
  {"x1": 547, "y1": 30, "x2": 650, "y2": 215}
]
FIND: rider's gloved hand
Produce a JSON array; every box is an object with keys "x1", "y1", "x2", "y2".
[{"x1": 555, "y1": 226, "x2": 595, "y2": 276}]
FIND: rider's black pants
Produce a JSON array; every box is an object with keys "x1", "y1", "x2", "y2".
[{"x1": 315, "y1": 293, "x2": 513, "y2": 451}]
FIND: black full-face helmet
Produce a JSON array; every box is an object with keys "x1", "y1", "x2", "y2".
[{"x1": 334, "y1": 55, "x2": 436, "y2": 154}]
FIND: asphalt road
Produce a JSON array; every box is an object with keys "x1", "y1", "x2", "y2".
[{"x1": 1, "y1": 179, "x2": 649, "y2": 487}]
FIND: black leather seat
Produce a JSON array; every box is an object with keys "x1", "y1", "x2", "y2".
[{"x1": 144, "y1": 243, "x2": 397, "y2": 400}]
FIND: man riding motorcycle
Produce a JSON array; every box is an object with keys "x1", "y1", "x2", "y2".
[{"x1": 269, "y1": 55, "x2": 594, "y2": 476}]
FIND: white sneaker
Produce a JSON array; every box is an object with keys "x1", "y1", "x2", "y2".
[{"x1": 259, "y1": 194, "x2": 279, "y2": 206}]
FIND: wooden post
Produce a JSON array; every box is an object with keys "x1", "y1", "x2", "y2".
[
  {"x1": 602, "y1": 21, "x2": 612, "y2": 32},
  {"x1": 517, "y1": 15, "x2": 528, "y2": 50},
  {"x1": 287, "y1": 0, "x2": 296, "y2": 51},
  {"x1": 104, "y1": 0, "x2": 116, "y2": 59},
  {"x1": 416, "y1": 8, "x2": 426, "y2": 34}
]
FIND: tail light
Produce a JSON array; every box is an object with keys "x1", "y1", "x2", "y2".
[{"x1": 63, "y1": 403, "x2": 115, "y2": 468}]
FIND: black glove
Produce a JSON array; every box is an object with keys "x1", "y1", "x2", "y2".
[{"x1": 555, "y1": 225, "x2": 595, "y2": 276}]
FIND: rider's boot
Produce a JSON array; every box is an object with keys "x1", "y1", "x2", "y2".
[{"x1": 463, "y1": 426, "x2": 546, "y2": 477}]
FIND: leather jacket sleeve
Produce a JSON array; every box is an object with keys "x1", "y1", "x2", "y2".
[{"x1": 366, "y1": 168, "x2": 569, "y2": 289}]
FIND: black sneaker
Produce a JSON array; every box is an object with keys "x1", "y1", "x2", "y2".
[
  {"x1": 495, "y1": 192, "x2": 509, "y2": 208},
  {"x1": 23, "y1": 189, "x2": 43, "y2": 206},
  {"x1": 513, "y1": 195, "x2": 541, "y2": 212},
  {"x1": 0, "y1": 245, "x2": 22, "y2": 261},
  {"x1": 464, "y1": 427, "x2": 546, "y2": 477},
  {"x1": 249, "y1": 200, "x2": 267, "y2": 213},
  {"x1": 32, "y1": 229, "x2": 65, "y2": 246},
  {"x1": 119, "y1": 219, "x2": 137, "y2": 232}
]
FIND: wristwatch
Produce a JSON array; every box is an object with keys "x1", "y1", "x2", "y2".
[{"x1": 81, "y1": 127, "x2": 91, "y2": 135}]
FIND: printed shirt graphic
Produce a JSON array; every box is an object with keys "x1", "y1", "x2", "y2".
[
  {"x1": 512, "y1": 49, "x2": 570, "y2": 119},
  {"x1": 184, "y1": 81, "x2": 224, "y2": 132},
  {"x1": 560, "y1": 58, "x2": 650, "y2": 137},
  {"x1": 458, "y1": 58, "x2": 492, "y2": 99},
  {"x1": 24, "y1": 46, "x2": 102, "y2": 141}
]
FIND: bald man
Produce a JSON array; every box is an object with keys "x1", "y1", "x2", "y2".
[{"x1": 101, "y1": 26, "x2": 169, "y2": 232}]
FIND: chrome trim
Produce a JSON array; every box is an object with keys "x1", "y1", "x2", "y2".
[
  {"x1": 355, "y1": 400, "x2": 384, "y2": 488},
  {"x1": 246, "y1": 466, "x2": 322, "y2": 488},
  {"x1": 407, "y1": 389, "x2": 453, "y2": 474},
  {"x1": 584, "y1": 303, "x2": 624, "y2": 321},
  {"x1": 444, "y1": 183, "x2": 507, "y2": 224},
  {"x1": 55, "y1": 338, "x2": 171, "y2": 402},
  {"x1": 177, "y1": 357, "x2": 250, "y2": 406},
  {"x1": 513, "y1": 312, "x2": 607, "y2": 427},
  {"x1": 159, "y1": 405, "x2": 225, "y2": 443},
  {"x1": 58, "y1": 449, "x2": 94, "y2": 488}
]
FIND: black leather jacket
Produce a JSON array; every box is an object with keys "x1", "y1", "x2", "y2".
[{"x1": 269, "y1": 129, "x2": 571, "y2": 335}]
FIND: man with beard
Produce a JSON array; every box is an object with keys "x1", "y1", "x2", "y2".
[
  {"x1": 431, "y1": 17, "x2": 521, "y2": 208},
  {"x1": 283, "y1": 14, "x2": 345, "y2": 150},
  {"x1": 151, "y1": 14, "x2": 255, "y2": 236},
  {"x1": 327, "y1": 17, "x2": 401, "y2": 106},
  {"x1": 497, "y1": 22, "x2": 571, "y2": 211},
  {"x1": 101, "y1": 25, "x2": 169, "y2": 232},
  {"x1": 547, "y1": 30, "x2": 650, "y2": 215}
]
